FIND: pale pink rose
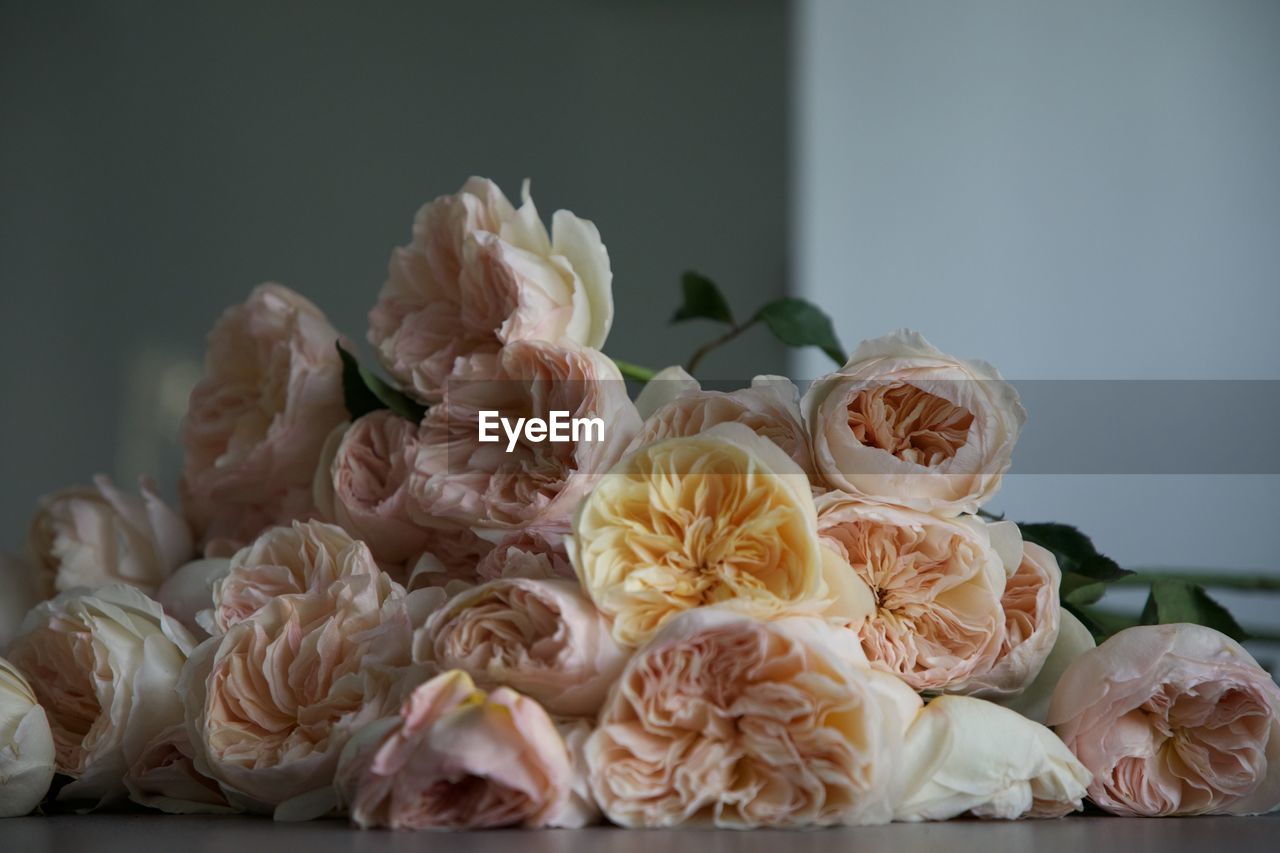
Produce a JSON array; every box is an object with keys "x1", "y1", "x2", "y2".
[
  {"x1": 7, "y1": 585, "x2": 195, "y2": 808},
  {"x1": 1047, "y1": 623, "x2": 1280, "y2": 816},
  {"x1": 368, "y1": 177, "x2": 614, "y2": 402},
  {"x1": 817, "y1": 496, "x2": 1007, "y2": 693},
  {"x1": 204, "y1": 520, "x2": 378, "y2": 635},
  {"x1": 475, "y1": 523, "x2": 574, "y2": 582},
  {"x1": 628, "y1": 373, "x2": 817, "y2": 480},
  {"x1": 408, "y1": 340, "x2": 639, "y2": 536},
  {"x1": 414, "y1": 578, "x2": 629, "y2": 717},
  {"x1": 555, "y1": 717, "x2": 602, "y2": 827},
  {"x1": 155, "y1": 558, "x2": 231, "y2": 638},
  {"x1": 801, "y1": 329, "x2": 1025, "y2": 516},
  {"x1": 27, "y1": 475, "x2": 193, "y2": 597},
  {"x1": 949, "y1": 540, "x2": 1063, "y2": 698},
  {"x1": 404, "y1": 523, "x2": 496, "y2": 592},
  {"x1": 123, "y1": 723, "x2": 233, "y2": 814},
  {"x1": 314, "y1": 412, "x2": 436, "y2": 566},
  {"x1": 181, "y1": 283, "x2": 348, "y2": 552},
  {"x1": 587, "y1": 608, "x2": 922, "y2": 828},
  {"x1": 570, "y1": 424, "x2": 834, "y2": 647},
  {"x1": 335, "y1": 670, "x2": 574, "y2": 829},
  {"x1": 180, "y1": 570, "x2": 417, "y2": 819}
]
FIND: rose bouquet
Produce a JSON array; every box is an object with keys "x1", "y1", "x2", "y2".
[{"x1": 2, "y1": 177, "x2": 1277, "y2": 828}]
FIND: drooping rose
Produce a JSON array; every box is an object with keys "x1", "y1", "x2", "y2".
[
  {"x1": 203, "y1": 520, "x2": 379, "y2": 635},
  {"x1": 628, "y1": 373, "x2": 816, "y2": 480},
  {"x1": 7, "y1": 585, "x2": 195, "y2": 808},
  {"x1": 587, "y1": 609, "x2": 922, "y2": 828},
  {"x1": 181, "y1": 283, "x2": 348, "y2": 553},
  {"x1": 570, "y1": 423, "x2": 833, "y2": 647},
  {"x1": 894, "y1": 695, "x2": 1090, "y2": 821},
  {"x1": 817, "y1": 496, "x2": 1007, "y2": 693},
  {"x1": 180, "y1": 570, "x2": 417, "y2": 819},
  {"x1": 313, "y1": 411, "x2": 436, "y2": 567},
  {"x1": 368, "y1": 177, "x2": 614, "y2": 402},
  {"x1": 335, "y1": 670, "x2": 574, "y2": 829},
  {"x1": 27, "y1": 475, "x2": 193, "y2": 597},
  {"x1": 948, "y1": 539, "x2": 1062, "y2": 698},
  {"x1": 123, "y1": 723, "x2": 233, "y2": 814},
  {"x1": 414, "y1": 578, "x2": 629, "y2": 717},
  {"x1": 475, "y1": 523, "x2": 574, "y2": 582},
  {"x1": 0, "y1": 656, "x2": 56, "y2": 818},
  {"x1": 801, "y1": 329, "x2": 1025, "y2": 516},
  {"x1": 408, "y1": 340, "x2": 639, "y2": 537},
  {"x1": 1048, "y1": 623, "x2": 1280, "y2": 816}
]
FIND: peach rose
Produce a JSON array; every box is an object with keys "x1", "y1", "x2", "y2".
[
  {"x1": 181, "y1": 283, "x2": 348, "y2": 553},
  {"x1": 0, "y1": 656, "x2": 56, "y2": 817},
  {"x1": 408, "y1": 340, "x2": 639, "y2": 537},
  {"x1": 475, "y1": 523, "x2": 575, "y2": 582},
  {"x1": 7, "y1": 585, "x2": 195, "y2": 808},
  {"x1": 414, "y1": 578, "x2": 629, "y2": 717},
  {"x1": 335, "y1": 670, "x2": 575, "y2": 829},
  {"x1": 801, "y1": 329, "x2": 1025, "y2": 516},
  {"x1": 894, "y1": 695, "x2": 1090, "y2": 820},
  {"x1": 314, "y1": 411, "x2": 435, "y2": 567},
  {"x1": 817, "y1": 496, "x2": 1008, "y2": 693},
  {"x1": 570, "y1": 424, "x2": 834, "y2": 647},
  {"x1": 27, "y1": 475, "x2": 193, "y2": 597},
  {"x1": 368, "y1": 177, "x2": 614, "y2": 402},
  {"x1": 203, "y1": 520, "x2": 379, "y2": 635},
  {"x1": 586, "y1": 609, "x2": 922, "y2": 828},
  {"x1": 948, "y1": 539, "x2": 1062, "y2": 698},
  {"x1": 1047, "y1": 623, "x2": 1280, "y2": 816},
  {"x1": 180, "y1": 570, "x2": 417, "y2": 819},
  {"x1": 629, "y1": 373, "x2": 816, "y2": 480},
  {"x1": 123, "y1": 723, "x2": 233, "y2": 814}
]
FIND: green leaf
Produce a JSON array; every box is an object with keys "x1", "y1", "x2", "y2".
[
  {"x1": 671, "y1": 271, "x2": 735, "y2": 325},
  {"x1": 754, "y1": 298, "x2": 846, "y2": 365},
  {"x1": 1139, "y1": 579, "x2": 1250, "y2": 641},
  {"x1": 1062, "y1": 602, "x2": 1110, "y2": 642},
  {"x1": 337, "y1": 343, "x2": 428, "y2": 422},
  {"x1": 1018, "y1": 522, "x2": 1132, "y2": 581},
  {"x1": 1061, "y1": 574, "x2": 1108, "y2": 606}
]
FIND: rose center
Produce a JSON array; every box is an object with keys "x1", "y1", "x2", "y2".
[{"x1": 845, "y1": 383, "x2": 974, "y2": 466}]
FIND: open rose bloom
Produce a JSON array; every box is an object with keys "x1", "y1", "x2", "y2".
[
  {"x1": 368, "y1": 177, "x2": 614, "y2": 402},
  {"x1": 802, "y1": 329, "x2": 1025, "y2": 516},
  {"x1": 1048, "y1": 624, "x2": 1280, "y2": 816},
  {"x1": 336, "y1": 670, "x2": 576, "y2": 829},
  {"x1": 0, "y1": 656, "x2": 56, "y2": 817}
]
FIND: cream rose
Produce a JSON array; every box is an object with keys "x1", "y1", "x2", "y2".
[
  {"x1": 0, "y1": 656, "x2": 56, "y2": 817},
  {"x1": 570, "y1": 423, "x2": 832, "y2": 647},
  {"x1": 1048, "y1": 623, "x2": 1280, "y2": 816},
  {"x1": 181, "y1": 283, "x2": 348, "y2": 553},
  {"x1": 335, "y1": 670, "x2": 574, "y2": 829},
  {"x1": 1004, "y1": 609, "x2": 1096, "y2": 724},
  {"x1": 414, "y1": 578, "x2": 629, "y2": 717},
  {"x1": 586, "y1": 609, "x2": 922, "y2": 828},
  {"x1": 895, "y1": 695, "x2": 1090, "y2": 821},
  {"x1": 313, "y1": 411, "x2": 435, "y2": 567},
  {"x1": 408, "y1": 340, "x2": 639, "y2": 537},
  {"x1": 801, "y1": 329, "x2": 1025, "y2": 515},
  {"x1": 628, "y1": 373, "x2": 816, "y2": 480},
  {"x1": 155, "y1": 558, "x2": 231, "y2": 638},
  {"x1": 204, "y1": 520, "x2": 379, "y2": 635},
  {"x1": 27, "y1": 475, "x2": 193, "y2": 597},
  {"x1": 181, "y1": 570, "x2": 416, "y2": 819},
  {"x1": 368, "y1": 177, "x2": 614, "y2": 402},
  {"x1": 7, "y1": 585, "x2": 195, "y2": 808},
  {"x1": 817, "y1": 496, "x2": 1007, "y2": 693}
]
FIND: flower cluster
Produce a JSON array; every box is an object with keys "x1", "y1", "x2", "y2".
[{"x1": 2, "y1": 177, "x2": 1276, "y2": 828}]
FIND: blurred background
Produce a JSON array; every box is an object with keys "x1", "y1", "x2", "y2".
[{"x1": 3, "y1": 1, "x2": 1277, "y2": 631}]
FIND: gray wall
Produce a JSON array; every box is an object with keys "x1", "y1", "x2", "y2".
[
  {"x1": 795, "y1": 0, "x2": 1280, "y2": 628},
  {"x1": 0, "y1": 0, "x2": 790, "y2": 546}
]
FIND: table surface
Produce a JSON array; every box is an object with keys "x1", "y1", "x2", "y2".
[{"x1": 3, "y1": 814, "x2": 1277, "y2": 853}]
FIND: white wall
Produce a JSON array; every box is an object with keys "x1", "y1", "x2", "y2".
[{"x1": 794, "y1": 1, "x2": 1280, "y2": 627}]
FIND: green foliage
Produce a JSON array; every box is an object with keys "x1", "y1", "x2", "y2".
[
  {"x1": 337, "y1": 343, "x2": 427, "y2": 422},
  {"x1": 1140, "y1": 579, "x2": 1250, "y2": 642},
  {"x1": 671, "y1": 271, "x2": 735, "y2": 325}
]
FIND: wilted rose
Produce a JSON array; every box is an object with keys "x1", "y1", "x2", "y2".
[
  {"x1": 1048, "y1": 623, "x2": 1280, "y2": 816},
  {"x1": 802, "y1": 329, "x2": 1025, "y2": 516},
  {"x1": 368, "y1": 177, "x2": 614, "y2": 402},
  {"x1": 586, "y1": 609, "x2": 922, "y2": 828},
  {"x1": 181, "y1": 283, "x2": 347, "y2": 553},
  {"x1": 335, "y1": 670, "x2": 574, "y2": 829},
  {"x1": 27, "y1": 475, "x2": 192, "y2": 597}
]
